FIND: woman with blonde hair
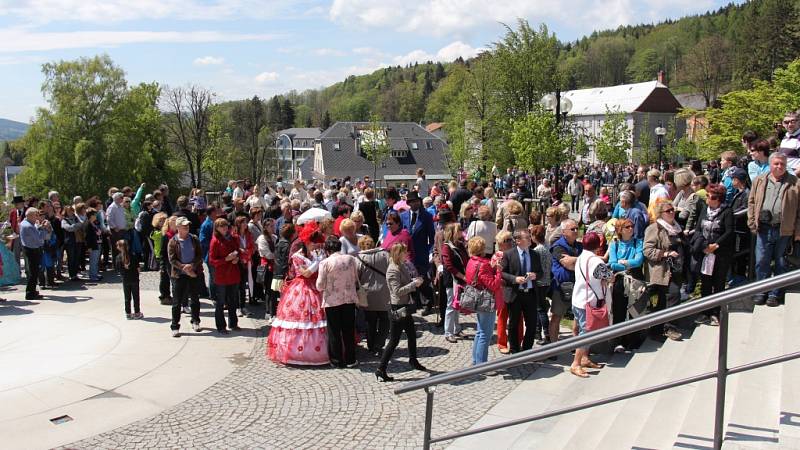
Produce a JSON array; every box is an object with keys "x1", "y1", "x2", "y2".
[
  {"x1": 482, "y1": 186, "x2": 497, "y2": 218},
  {"x1": 356, "y1": 235, "x2": 391, "y2": 355},
  {"x1": 338, "y1": 218, "x2": 360, "y2": 255},
  {"x1": 466, "y1": 205, "x2": 497, "y2": 257},
  {"x1": 492, "y1": 230, "x2": 519, "y2": 353},
  {"x1": 544, "y1": 206, "x2": 563, "y2": 246},
  {"x1": 376, "y1": 243, "x2": 427, "y2": 381},
  {"x1": 502, "y1": 200, "x2": 528, "y2": 233}
]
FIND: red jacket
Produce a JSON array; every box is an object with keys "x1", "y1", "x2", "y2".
[
  {"x1": 234, "y1": 231, "x2": 255, "y2": 262},
  {"x1": 465, "y1": 256, "x2": 504, "y2": 307},
  {"x1": 209, "y1": 234, "x2": 240, "y2": 285}
]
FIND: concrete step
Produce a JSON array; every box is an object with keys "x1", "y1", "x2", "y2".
[
  {"x1": 721, "y1": 305, "x2": 785, "y2": 449},
  {"x1": 556, "y1": 339, "x2": 665, "y2": 450},
  {"x1": 446, "y1": 361, "x2": 582, "y2": 450},
  {"x1": 630, "y1": 323, "x2": 722, "y2": 449},
  {"x1": 521, "y1": 339, "x2": 664, "y2": 450},
  {"x1": 672, "y1": 311, "x2": 754, "y2": 450},
  {"x1": 779, "y1": 294, "x2": 800, "y2": 449},
  {"x1": 595, "y1": 330, "x2": 704, "y2": 450}
]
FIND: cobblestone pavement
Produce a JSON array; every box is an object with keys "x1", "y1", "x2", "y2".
[{"x1": 64, "y1": 271, "x2": 542, "y2": 449}]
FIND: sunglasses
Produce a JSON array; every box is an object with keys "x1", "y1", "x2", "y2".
[
  {"x1": 662, "y1": 208, "x2": 675, "y2": 214},
  {"x1": 622, "y1": 225, "x2": 633, "y2": 229},
  {"x1": 784, "y1": 119, "x2": 797, "y2": 124},
  {"x1": 502, "y1": 238, "x2": 514, "y2": 244}
]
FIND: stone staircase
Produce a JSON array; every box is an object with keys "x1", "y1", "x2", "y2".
[{"x1": 447, "y1": 293, "x2": 800, "y2": 450}]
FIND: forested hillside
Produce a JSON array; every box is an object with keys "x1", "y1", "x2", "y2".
[{"x1": 277, "y1": 0, "x2": 798, "y2": 127}]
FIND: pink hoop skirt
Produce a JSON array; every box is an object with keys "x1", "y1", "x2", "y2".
[{"x1": 267, "y1": 275, "x2": 329, "y2": 365}]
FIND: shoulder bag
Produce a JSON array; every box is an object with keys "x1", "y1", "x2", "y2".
[
  {"x1": 459, "y1": 262, "x2": 496, "y2": 313},
  {"x1": 580, "y1": 257, "x2": 609, "y2": 332}
]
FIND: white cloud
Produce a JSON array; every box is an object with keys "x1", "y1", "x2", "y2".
[
  {"x1": 329, "y1": 0, "x2": 718, "y2": 38},
  {"x1": 193, "y1": 56, "x2": 225, "y2": 66},
  {"x1": 1, "y1": 0, "x2": 298, "y2": 24},
  {"x1": 0, "y1": 29, "x2": 279, "y2": 53},
  {"x1": 313, "y1": 48, "x2": 347, "y2": 57},
  {"x1": 254, "y1": 71, "x2": 279, "y2": 83},
  {"x1": 393, "y1": 41, "x2": 483, "y2": 65}
]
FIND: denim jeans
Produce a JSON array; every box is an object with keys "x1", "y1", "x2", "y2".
[
  {"x1": 444, "y1": 286, "x2": 461, "y2": 337},
  {"x1": 755, "y1": 226, "x2": 790, "y2": 298},
  {"x1": 472, "y1": 310, "x2": 496, "y2": 365},
  {"x1": 89, "y1": 249, "x2": 101, "y2": 280},
  {"x1": 215, "y1": 283, "x2": 239, "y2": 331}
]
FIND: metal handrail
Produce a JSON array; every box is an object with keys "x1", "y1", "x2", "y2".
[{"x1": 395, "y1": 269, "x2": 800, "y2": 450}]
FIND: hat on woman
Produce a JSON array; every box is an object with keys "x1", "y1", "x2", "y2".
[{"x1": 298, "y1": 221, "x2": 325, "y2": 245}]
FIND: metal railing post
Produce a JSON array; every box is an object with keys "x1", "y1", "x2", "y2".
[
  {"x1": 423, "y1": 387, "x2": 435, "y2": 450},
  {"x1": 713, "y1": 302, "x2": 729, "y2": 449}
]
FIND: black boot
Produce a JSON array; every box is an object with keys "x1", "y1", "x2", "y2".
[
  {"x1": 410, "y1": 359, "x2": 428, "y2": 372},
  {"x1": 375, "y1": 368, "x2": 394, "y2": 382}
]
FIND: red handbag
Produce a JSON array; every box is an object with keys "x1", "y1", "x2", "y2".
[{"x1": 582, "y1": 258, "x2": 609, "y2": 332}]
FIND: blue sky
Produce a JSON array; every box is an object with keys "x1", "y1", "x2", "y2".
[{"x1": 0, "y1": 0, "x2": 737, "y2": 122}]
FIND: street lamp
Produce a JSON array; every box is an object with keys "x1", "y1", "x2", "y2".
[
  {"x1": 655, "y1": 122, "x2": 667, "y2": 170},
  {"x1": 540, "y1": 90, "x2": 573, "y2": 194}
]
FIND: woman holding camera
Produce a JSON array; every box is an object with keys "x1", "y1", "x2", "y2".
[
  {"x1": 376, "y1": 242, "x2": 427, "y2": 382},
  {"x1": 643, "y1": 200, "x2": 685, "y2": 341}
]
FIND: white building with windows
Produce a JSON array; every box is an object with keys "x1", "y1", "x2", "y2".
[
  {"x1": 275, "y1": 128, "x2": 322, "y2": 180},
  {"x1": 560, "y1": 80, "x2": 686, "y2": 163}
]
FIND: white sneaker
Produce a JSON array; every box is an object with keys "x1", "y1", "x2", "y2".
[
  {"x1": 182, "y1": 306, "x2": 191, "y2": 314},
  {"x1": 134, "y1": 312, "x2": 144, "y2": 320},
  {"x1": 171, "y1": 329, "x2": 180, "y2": 338},
  {"x1": 192, "y1": 322, "x2": 201, "y2": 332},
  {"x1": 614, "y1": 345, "x2": 626, "y2": 353}
]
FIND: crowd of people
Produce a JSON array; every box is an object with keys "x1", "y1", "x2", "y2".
[{"x1": 3, "y1": 110, "x2": 799, "y2": 380}]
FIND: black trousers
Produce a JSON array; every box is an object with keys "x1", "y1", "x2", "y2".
[
  {"x1": 123, "y1": 281, "x2": 141, "y2": 314},
  {"x1": 171, "y1": 275, "x2": 201, "y2": 330},
  {"x1": 536, "y1": 285, "x2": 550, "y2": 337},
  {"x1": 326, "y1": 303, "x2": 356, "y2": 366},
  {"x1": 380, "y1": 309, "x2": 418, "y2": 370},
  {"x1": 251, "y1": 254, "x2": 264, "y2": 302},
  {"x1": 215, "y1": 283, "x2": 239, "y2": 331},
  {"x1": 651, "y1": 273, "x2": 683, "y2": 334},
  {"x1": 700, "y1": 253, "x2": 731, "y2": 318},
  {"x1": 159, "y1": 265, "x2": 173, "y2": 300},
  {"x1": 238, "y1": 263, "x2": 249, "y2": 307},
  {"x1": 611, "y1": 278, "x2": 636, "y2": 348},
  {"x1": 364, "y1": 310, "x2": 390, "y2": 352},
  {"x1": 23, "y1": 247, "x2": 42, "y2": 298},
  {"x1": 508, "y1": 290, "x2": 538, "y2": 352},
  {"x1": 66, "y1": 242, "x2": 82, "y2": 278}
]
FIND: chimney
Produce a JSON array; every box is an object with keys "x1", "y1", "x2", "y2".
[{"x1": 657, "y1": 70, "x2": 666, "y2": 86}]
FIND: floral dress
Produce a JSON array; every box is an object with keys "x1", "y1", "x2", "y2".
[{"x1": 267, "y1": 250, "x2": 329, "y2": 365}]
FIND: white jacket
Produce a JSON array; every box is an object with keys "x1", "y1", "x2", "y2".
[{"x1": 572, "y1": 250, "x2": 611, "y2": 309}]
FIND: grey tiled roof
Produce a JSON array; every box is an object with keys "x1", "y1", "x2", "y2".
[
  {"x1": 278, "y1": 127, "x2": 323, "y2": 140},
  {"x1": 314, "y1": 121, "x2": 449, "y2": 180}
]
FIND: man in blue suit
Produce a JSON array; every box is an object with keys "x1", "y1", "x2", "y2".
[{"x1": 400, "y1": 191, "x2": 436, "y2": 312}]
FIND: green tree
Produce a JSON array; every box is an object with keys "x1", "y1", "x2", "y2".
[
  {"x1": 626, "y1": 48, "x2": 661, "y2": 82},
  {"x1": 700, "y1": 58, "x2": 800, "y2": 159},
  {"x1": 321, "y1": 110, "x2": 332, "y2": 130},
  {"x1": 679, "y1": 35, "x2": 732, "y2": 107},
  {"x1": 361, "y1": 114, "x2": 391, "y2": 183},
  {"x1": 493, "y1": 20, "x2": 560, "y2": 118},
  {"x1": 281, "y1": 98, "x2": 295, "y2": 129},
  {"x1": 509, "y1": 106, "x2": 570, "y2": 172},
  {"x1": 203, "y1": 106, "x2": 238, "y2": 188},
  {"x1": 583, "y1": 36, "x2": 633, "y2": 86},
  {"x1": 595, "y1": 107, "x2": 631, "y2": 164},
  {"x1": 424, "y1": 64, "x2": 468, "y2": 122},
  {"x1": 230, "y1": 96, "x2": 272, "y2": 184},
  {"x1": 16, "y1": 55, "x2": 173, "y2": 198}
]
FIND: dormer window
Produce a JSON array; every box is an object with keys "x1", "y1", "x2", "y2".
[
  {"x1": 334, "y1": 142, "x2": 340, "y2": 151},
  {"x1": 426, "y1": 141, "x2": 432, "y2": 150},
  {"x1": 391, "y1": 149, "x2": 408, "y2": 158},
  {"x1": 410, "y1": 142, "x2": 418, "y2": 150}
]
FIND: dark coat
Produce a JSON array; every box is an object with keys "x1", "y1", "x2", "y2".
[{"x1": 500, "y1": 246, "x2": 544, "y2": 303}]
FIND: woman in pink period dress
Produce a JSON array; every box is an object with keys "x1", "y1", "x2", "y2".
[{"x1": 267, "y1": 222, "x2": 329, "y2": 365}]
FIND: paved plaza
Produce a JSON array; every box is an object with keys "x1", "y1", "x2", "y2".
[{"x1": 0, "y1": 271, "x2": 556, "y2": 450}]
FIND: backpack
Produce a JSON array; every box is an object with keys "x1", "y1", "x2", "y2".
[{"x1": 151, "y1": 230, "x2": 164, "y2": 259}]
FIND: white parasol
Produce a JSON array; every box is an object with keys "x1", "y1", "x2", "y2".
[{"x1": 296, "y1": 207, "x2": 332, "y2": 225}]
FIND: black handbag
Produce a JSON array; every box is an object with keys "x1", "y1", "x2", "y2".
[
  {"x1": 389, "y1": 305, "x2": 411, "y2": 322},
  {"x1": 256, "y1": 264, "x2": 267, "y2": 284},
  {"x1": 459, "y1": 262, "x2": 495, "y2": 313}
]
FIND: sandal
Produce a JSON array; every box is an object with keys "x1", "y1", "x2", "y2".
[
  {"x1": 570, "y1": 367, "x2": 589, "y2": 378},
  {"x1": 582, "y1": 360, "x2": 604, "y2": 369}
]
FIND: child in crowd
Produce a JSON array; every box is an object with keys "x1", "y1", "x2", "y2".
[{"x1": 115, "y1": 240, "x2": 142, "y2": 319}]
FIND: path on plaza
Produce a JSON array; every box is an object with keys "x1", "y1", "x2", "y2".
[{"x1": 1, "y1": 271, "x2": 557, "y2": 449}]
